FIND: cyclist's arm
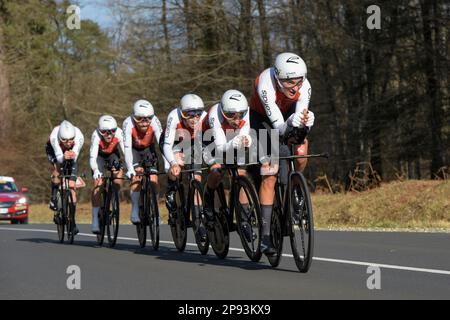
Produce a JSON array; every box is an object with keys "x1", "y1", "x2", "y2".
[
  {"x1": 116, "y1": 128, "x2": 125, "y2": 155},
  {"x1": 257, "y1": 69, "x2": 289, "y2": 135},
  {"x1": 162, "y1": 111, "x2": 178, "y2": 166},
  {"x1": 294, "y1": 79, "x2": 313, "y2": 128},
  {"x1": 50, "y1": 127, "x2": 64, "y2": 164},
  {"x1": 89, "y1": 131, "x2": 100, "y2": 172},
  {"x1": 209, "y1": 109, "x2": 232, "y2": 154},
  {"x1": 240, "y1": 111, "x2": 251, "y2": 136},
  {"x1": 151, "y1": 116, "x2": 163, "y2": 145},
  {"x1": 122, "y1": 117, "x2": 134, "y2": 173},
  {"x1": 72, "y1": 127, "x2": 84, "y2": 162}
]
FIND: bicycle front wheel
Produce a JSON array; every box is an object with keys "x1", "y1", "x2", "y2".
[
  {"x1": 56, "y1": 190, "x2": 65, "y2": 244},
  {"x1": 190, "y1": 180, "x2": 209, "y2": 255},
  {"x1": 234, "y1": 176, "x2": 262, "y2": 262},
  {"x1": 65, "y1": 190, "x2": 76, "y2": 245},
  {"x1": 208, "y1": 184, "x2": 229, "y2": 259},
  {"x1": 107, "y1": 189, "x2": 120, "y2": 247},
  {"x1": 148, "y1": 182, "x2": 160, "y2": 251},
  {"x1": 288, "y1": 173, "x2": 314, "y2": 273},
  {"x1": 137, "y1": 181, "x2": 147, "y2": 248},
  {"x1": 97, "y1": 189, "x2": 108, "y2": 246},
  {"x1": 170, "y1": 184, "x2": 187, "y2": 252},
  {"x1": 268, "y1": 197, "x2": 283, "y2": 268}
]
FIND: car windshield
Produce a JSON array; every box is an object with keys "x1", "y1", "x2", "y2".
[{"x1": 0, "y1": 181, "x2": 18, "y2": 193}]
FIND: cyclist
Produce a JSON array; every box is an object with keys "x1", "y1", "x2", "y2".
[
  {"x1": 123, "y1": 100, "x2": 163, "y2": 224},
  {"x1": 249, "y1": 52, "x2": 315, "y2": 255},
  {"x1": 89, "y1": 115, "x2": 125, "y2": 234},
  {"x1": 46, "y1": 120, "x2": 85, "y2": 233},
  {"x1": 202, "y1": 90, "x2": 254, "y2": 240},
  {"x1": 161, "y1": 94, "x2": 207, "y2": 232}
]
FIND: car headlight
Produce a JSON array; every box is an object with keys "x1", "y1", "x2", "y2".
[{"x1": 16, "y1": 197, "x2": 27, "y2": 205}]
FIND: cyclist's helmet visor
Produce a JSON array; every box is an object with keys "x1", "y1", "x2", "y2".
[
  {"x1": 181, "y1": 110, "x2": 203, "y2": 119},
  {"x1": 222, "y1": 110, "x2": 248, "y2": 120}
]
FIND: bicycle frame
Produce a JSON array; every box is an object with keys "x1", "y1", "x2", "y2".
[
  {"x1": 216, "y1": 165, "x2": 244, "y2": 231},
  {"x1": 56, "y1": 161, "x2": 76, "y2": 243},
  {"x1": 177, "y1": 168, "x2": 206, "y2": 226}
]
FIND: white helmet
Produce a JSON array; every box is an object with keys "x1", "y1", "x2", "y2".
[
  {"x1": 221, "y1": 90, "x2": 248, "y2": 113},
  {"x1": 180, "y1": 94, "x2": 204, "y2": 112},
  {"x1": 274, "y1": 52, "x2": 307, "y2": 80},
  {"x1": 98, "y1": 115, "x2": 117, "y2": 131},
  {"x1": 133, "y1": 100, "x2": 154, "y2": 118},
  {"x1": 58, "y1": 120, "x2": 76, "y2": 141}
]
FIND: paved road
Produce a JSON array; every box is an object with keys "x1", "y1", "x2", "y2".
[{"x1": 0, "y1": 224, "x2": 449, "y2": 300}]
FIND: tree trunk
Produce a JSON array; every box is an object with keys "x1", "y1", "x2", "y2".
[
  {"x1": 162, "y1": 0, "x2": 171, "y2": 64},
  {"x1": 256, "y1": 0, "x2": 271, "y2": 68},
  {"x1": 420, "y1": 0, "x2": 444, "y2": 176},
  {"x1": 238, "y1": 0, "x2": 253, "y2": 77},
  {"x1": 183, "y1": 0, "x2": 194, "y2": 51},
  {"x1": 0, "y1": 21, "x2": 11, "y2": 139}
]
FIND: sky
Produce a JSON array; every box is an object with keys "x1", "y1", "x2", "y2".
[{"x1": 76, "y1": 0, "x2": 115, "y2": 29}]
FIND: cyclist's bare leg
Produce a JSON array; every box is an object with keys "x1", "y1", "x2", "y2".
[
  {"x1": 193, "y1": 173, "x2": 202, "y2": 206},
  {"x1": 91, "y1": 178, "x2": 104, "y2": 207},
  {"x1": 203, "y1": 164, "x2": 222, "y2": 219},
  {"x1": 51, "y1": 164, "x2": 61, "y2": 185},
  {"x1": 206, "y1": 163, "x2": 223, "y2": 190},
  {"x1": 113, "y1": 168, "x2": 124, "y2": 191},
  {"x1": 130, "y1": 167, "x2": 143, "y2": 223},
  {"x1": 192, "y1": 172, "x2": 204, "y2": 236},
  {"x1": 294, "y1": 139, "x2": 309, "y2": 172},
  {"x1": 69, "y1": 180, "x2": 77, "y2": 203},
  {"x1": 91, "y1": 177, "x2": 104, "y2": 232},
  {"x1": 130, "y1": 167, "x2": 143, "y2": 192},
  {"x1": 238, "y1": 169, "x2": 249, "y2": 205},
  {"x1": 259, "y1": 164, "x2": 277, "y2": 253},
  {"x1": 260, "y1": 174, "x2": 276, "y2": 206},
  {"x1": 68, "y1": 180, "x2": 79, "y2": 233},
  {"x1": 150, "y1": 173, "x2": 159, "y2": 192},
  {"x1": 49, "y1": 165, "x2": 61, "y2": 210},
  {"x1": 166, "y1": 161, "x2": 182, "y2": 222}
]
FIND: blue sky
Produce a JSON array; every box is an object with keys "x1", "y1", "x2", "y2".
[{"x1": 76, "y1": 0, "x2": 114, "y2": 29}]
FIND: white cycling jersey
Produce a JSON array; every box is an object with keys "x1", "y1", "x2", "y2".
[
  {"x1": 122, "y1": 116, "x2": 163, "y2": 173},
  {"x1": 205, "y1": 103, "x2": 250, "y2": 154},
  {"x1": 49, "y1": 126, "x2": 84, "y2": 164},
  {"x1": 89, "y1": 128, "x2": 125, "y2": 172},
  {"x1": 251, "y1": 68, "x2": 312, "y2": 134},
  {"x1": 162, "y1": 108, "x2": 207, "y2": 167}
]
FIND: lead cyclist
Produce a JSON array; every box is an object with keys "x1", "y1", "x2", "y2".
[
  {"x1": 45, "y1": 120, "x2": 85, "y2": 234},
  {"x1": 248, "y1": 52, "x2": 315, "y2": 255},
  {"x1": 202, "y1": 89, "x2": 254, "y2": 240}
]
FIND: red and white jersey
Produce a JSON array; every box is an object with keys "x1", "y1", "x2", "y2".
[
  {"x1": 162, "y1": 108, "x2": 207, "y2": 165},
  {"x1": 49, "y1": 125, "x2": 84, "y2": 164},
  {"x1": 204, "y1": 103, "x2": 250, "y2": 154},
  {"x1": 123, "y1": 115, "x2": 163, "y2": 173},
  {"x1": 89, "y1": 128, "x2": 125, "y2": 172},
  {"x1": 250, "y1": 68, "x2": 312, "y2": 134}
]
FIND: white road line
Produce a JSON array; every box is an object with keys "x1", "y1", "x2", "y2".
[{"x1": 1, "y1": 226, "x2": 450, "y2": 276}]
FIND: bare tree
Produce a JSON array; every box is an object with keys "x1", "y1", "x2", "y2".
[{"x1": 0, "y1": 21, "x2": 10, "y2": 139}]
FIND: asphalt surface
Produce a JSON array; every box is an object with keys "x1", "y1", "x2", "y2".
[{"x1": 0, "y1": 223, "x2": 449, "y2": 300}]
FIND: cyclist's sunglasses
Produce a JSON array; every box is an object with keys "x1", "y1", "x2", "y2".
[
  {"x1": 181, "y1": 110, "x2": 203, "y2": 119},
  {"x1": 222, "y1": 110, "x2": 248, "y2": 120},
  {"x1": 99, "y1": 128, "x2": 117, "y2": 136},
  {"x1": 280, "y1": 77, "x2": 304, "y2": 88},
  {"x1": 133, "y1": 115, "x2": 154, "y2": 123},
  {"x1": 59, "y1": 138, "x2": 75, "y2": 143}
]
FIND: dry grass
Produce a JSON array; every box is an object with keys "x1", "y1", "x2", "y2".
[
  {"x1": 29, "y1": 201, "x2": 169, "y2": 225},
  {"x1": 27, "y1": 180, "x2": 450, "y2": 231},
  {"x1": 313, "y1": 180, "x2": 450, "y2": 230}
]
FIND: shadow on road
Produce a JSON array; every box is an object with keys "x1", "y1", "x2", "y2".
[{"x1": 17, "y1": 237, "x2": 299, "y2": 273}]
